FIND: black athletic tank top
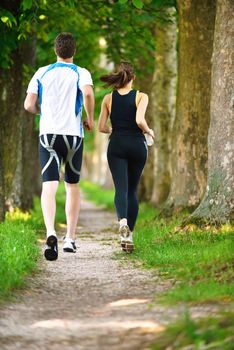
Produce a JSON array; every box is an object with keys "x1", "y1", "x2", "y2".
[{"x1": 110, "y1": 90, "x2": 143, "y2": 136}]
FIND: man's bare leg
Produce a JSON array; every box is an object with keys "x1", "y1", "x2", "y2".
[
  {"x1": 41, "y1": 181, "x2": 59, "y2": 237},
  {"x1": 65, "y1": 182, "x2": 81, "y2": 241},
  {"x1": 41, "y1": 181, "x2": 59, "y2": 261}
]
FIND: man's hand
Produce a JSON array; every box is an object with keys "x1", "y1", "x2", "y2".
[
  {"x1": 83, "y1": 118, "x2": 94, "y2": 132},
  {"x1": 82, "y1": 85, "x2": 94, "y2": 132}
]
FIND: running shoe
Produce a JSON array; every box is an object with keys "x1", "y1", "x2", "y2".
[
  {"x1": 63, "y1": 237, "x2": 77, "y2": 253},
  {"x1": 121, "y1": 236, "x2": 134, "y2": 253},
  {"x1": 119, "y1": 225, "x2": 134, "y2": 253},
  {"x1": 44, "y1": 235, "x2": 58, "y2": 261},
  {"x1": 119, "y1": 224, "x2": 130, "y2": 238}
]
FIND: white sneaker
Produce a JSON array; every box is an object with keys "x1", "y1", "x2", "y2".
[
  {"x1": 63, "y1": 237, "x2": 77, "y2": 253},
  {"x1": 119, "y1": 226, "x2": 134, "y2": 253},
  {"x1": 119, "y1": 224, "x2": 130, "y2": 238}
]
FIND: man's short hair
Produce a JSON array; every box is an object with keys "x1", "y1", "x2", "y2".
[{"x1": 54, "y1": 33, "x2": 76, "y2": 59}]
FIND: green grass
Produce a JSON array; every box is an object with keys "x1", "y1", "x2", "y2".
[
  {"x1": 151, "y1": 311, "x2": 234, "y2": 350},
  {"x1": 0, "y1": 211, "x2": 40, "y2": 300},
  {"x1": 80, "y1": 181, "x2": 234, "y2": 305},
  {"x1": 80, "y1": 180, "x2": 114, "y2": 210},
  {"x1": 134, "y1": 207, "x2": 234, "y2": 304},
  {"x1": 0, "y1": 182, "x2": 67, "y2": 301}
]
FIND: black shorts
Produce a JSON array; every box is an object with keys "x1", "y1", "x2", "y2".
[{"x1": 39, "y1": 134, "x2": 83, "y2": 183}]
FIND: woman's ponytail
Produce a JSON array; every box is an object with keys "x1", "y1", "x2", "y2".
[{"x1": 100, "y1": 61, "x2": 135, "y2": 89}]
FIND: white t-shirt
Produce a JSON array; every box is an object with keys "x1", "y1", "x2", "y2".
[{"x1": 27, "y1": 62, "x2": 93, "y2": 137}]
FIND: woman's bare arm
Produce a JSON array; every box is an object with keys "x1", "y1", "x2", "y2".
[
  {"x1": 98, "y1": 94, "x2": 112, "y2": 134},
  {"x1": 136, "y1": 93, "x2": 154, "y2": 138}
]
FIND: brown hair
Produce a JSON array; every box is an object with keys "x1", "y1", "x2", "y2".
[
  {"x1": 100, "y1": 61, "x2": 135, "y2": 89},
  {"x1": 54, "y1": 32, "x2": 76, "y2": 59}
]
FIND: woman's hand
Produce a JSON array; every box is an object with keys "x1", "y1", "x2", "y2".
[{"x1": 147, "y1": 128, "x2": 155, "y2": 139}]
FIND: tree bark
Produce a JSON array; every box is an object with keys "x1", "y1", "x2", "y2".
[
  {"x1": 13, "y1": 36, "x2": 41, "y2": 210},
  {"x1": 191, "y1": 0, "x2": 234, "y2": 224},
  {"x1": 0, "y1": 49, "x2": 23, "y2": 211},
  {"x1": 151, "y1": 8, "x2": 177, "y2": 206},
  {"x1": 163, "y1": 0, "x2": 216, "y2": 213},
  {"x1": 0, "y1": 132, "x2": 5, "y2": 222},
  {"x1": 89, "y1": 126, "x2": 113, "y2": 187},
  {"x1": 137, "y1": 60, "x2": 155, "y2": 201}
]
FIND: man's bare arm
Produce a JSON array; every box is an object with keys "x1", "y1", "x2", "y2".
[
  {"x1": 24, "y1": 93, "x2": 40, "y2": 114},
  {"x1": 82, "y1": 85, "x2": 94, "y2": 131}
]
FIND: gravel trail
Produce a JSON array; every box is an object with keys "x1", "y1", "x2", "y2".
[{"x1": 0, "y1": 199, "x2": 218, "y2": 350}]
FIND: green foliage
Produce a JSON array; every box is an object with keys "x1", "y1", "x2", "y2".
[
  {"x1": 22, "y1": 0, "x2": 33, "y2": 11},
  {"x1": 0, "y1": 0, "x2": 176, "y2": 152},
  {"x1": 118, "y1": 0, "x2": 144, "y2": 6},
  {"x1": 0, "y1": 1, "x2": 40, "y2": 67},
  {"x1": 151, "y1": 312, "x2": 234, "y2": 350},
  {"x1": 0, "y1": 0, "x2": 175, "y2": 71},
  {"x1": 0, "y1": 9, "x2": 17, "y2": 27},
  {"x1": 132, "y1": 0, "x2": 144, "y2": 9}
]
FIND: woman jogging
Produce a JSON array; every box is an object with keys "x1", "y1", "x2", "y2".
[{"x1": 98, "y1": 61, "x2": 154, "y2": 253}]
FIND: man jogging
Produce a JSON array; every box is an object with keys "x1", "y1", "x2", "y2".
[{"x1": 24, "y1": 32, "x2": 94, "y2": 261}]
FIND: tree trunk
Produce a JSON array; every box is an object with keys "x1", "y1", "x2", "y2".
[
  {"x1": 90, "y1": 126, "x2": 112, "y2": 186},
  {"x1": 0, "y1": 49, "x2": 23, "y2": 211},
  {"x1": 0, "y1": 133, "x2": 5, "y2": 222},
  {"x1": 137, "y1": 60, "x2": 155, "y2": 201},
  {"x1": 163, "y1": 0, "x2": 216, "y2": 213},
  {"x1": 151, "y1": 8, "x2": 177, "y2": 206},
  {"x1": 20, "y1": 37, "x2": 41, "y2": 209},
  {"x1": 8, "y1": 35, "x2": 41, "y2": 211},
  {"x1": 191, "y1": 0, "x2": 234, "y2": 224}
]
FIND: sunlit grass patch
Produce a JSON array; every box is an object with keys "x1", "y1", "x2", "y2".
[
  {"x1": 6, "y1": 208, "x2": 31, "y2": 221},
  {"x1": 133, "y1": 205, "x2": 234, "y2": 303},
  {"x1": 0, "y1": 219, "x2": 39, "y2": 300},
  {"x1": 163, "y1": 281, "x2": 234, "y2": 304},
  {"x1": 151, "y1": 311, "x2": 234, "y2": 350}
]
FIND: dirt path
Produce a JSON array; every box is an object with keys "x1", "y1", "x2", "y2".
[{"x1": 0, "y1": 199, "x2": 217, "y2": 350}]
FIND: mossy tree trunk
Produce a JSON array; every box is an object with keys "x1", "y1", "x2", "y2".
[
  {"x1": 0, "y1": 1, "x2": 24, "y2": 215},
  {"x1": 191, "y1": 0, "x2": 234, "y2": 224},
  {"x1": 163, "y1": 0, "x2": 216, "y2": 213},
  {"x1": 137, "y1": 58, "x2": 155, "y2": 202},
  {"x1": 151, "y1": 8, "x2": 177, "y2": 206},
  {"x1": 0, "y1": 136, "x2": 5, "y2": 222},
  {"x1": 10, "y1": 37, "x2": 41, "y2": 210},
  {"x1": 0, "y1": 49, "x2": 23, "y2": 211}
]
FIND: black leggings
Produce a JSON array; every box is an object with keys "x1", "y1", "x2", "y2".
[{"x1": 107, "y1": 135, "x2": 148, "y2": 231}]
